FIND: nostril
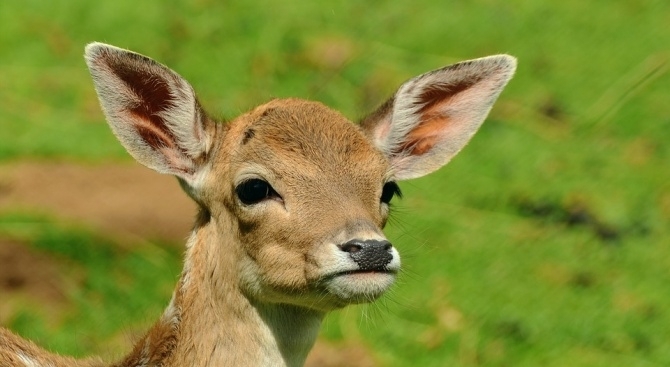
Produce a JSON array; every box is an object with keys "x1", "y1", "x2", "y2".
[
  {"x1": 340, "y1": 239, "x2": 394, "y2": 271},
  {"x1": 340, "y1": 242, "x2": 363, "y2": 253}
]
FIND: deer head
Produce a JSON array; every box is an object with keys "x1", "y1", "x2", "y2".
[{"x1": 85, "y1": 43, "x2": 515, "y2": 312}]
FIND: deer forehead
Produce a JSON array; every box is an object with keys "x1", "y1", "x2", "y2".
[{"x1": 218, "y1": 99, "x2": 389, "y2": 193}]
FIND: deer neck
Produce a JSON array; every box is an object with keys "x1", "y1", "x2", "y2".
[{"x1": 118, "y1": 211, "x2": 324, "y2": 367}]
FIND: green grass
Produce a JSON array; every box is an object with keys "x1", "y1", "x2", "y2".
[{"x1": 1, "y1": 0, "x2": 669, "y2": 366}]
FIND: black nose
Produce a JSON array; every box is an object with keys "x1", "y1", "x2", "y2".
[{"x1": 339, "y1": 239, "x2": 393, "y2": 271}]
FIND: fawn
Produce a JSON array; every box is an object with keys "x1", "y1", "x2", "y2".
[{"x1": 0, "y1": 43, "x2": 515, "y2": 366}]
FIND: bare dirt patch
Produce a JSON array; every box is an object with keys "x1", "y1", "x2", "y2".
[
  {"x1": 0, "y1": 161, "x2": 195, "y2": 243},
  {"x1": 0, "y1": 238, "x2": 65, "y2": 302},
  {"x1": 0, "y1": 238, "x2": 68, "y2": 323}
]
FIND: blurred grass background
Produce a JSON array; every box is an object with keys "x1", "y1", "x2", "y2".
[{"x1": 1, "y1": 0, "x2": 669, "y2": 366}]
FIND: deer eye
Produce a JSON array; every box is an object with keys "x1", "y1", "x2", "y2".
[
  {"x1": 236, "y1": 179, "x2": 279, "y2": 205},
  {"x1": 380, "y1": 181, "x2": 402, "y2": 204}
]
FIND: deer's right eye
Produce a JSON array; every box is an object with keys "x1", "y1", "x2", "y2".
[{"x1": 236, "y1": 179, "x2": 279, "y2": 205}]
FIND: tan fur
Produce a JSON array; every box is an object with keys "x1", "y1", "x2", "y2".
[
  {"x1": 0, "y1": 43, "x2": 515, "y2": 367},
  {"x1": 0, "y1": 328, "x2": 103, "y2": 367}
]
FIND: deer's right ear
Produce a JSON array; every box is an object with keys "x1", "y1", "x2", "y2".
[{"x1": 84, "y1": 42, "x2": 213, "y2": 186}]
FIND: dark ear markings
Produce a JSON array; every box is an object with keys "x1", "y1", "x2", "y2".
[
  {"x1": 415, "y1": 78, "x2": 480, "y2": 116},
  {"x1": 105, "y1": 56, "x2": 183, "y2": 152},
  {"x1": 135, "y1": 122, "x2": 176, "y2": 151},
  {"x1": 113, "y1": 60, "x2": 176, "y2": 114}
]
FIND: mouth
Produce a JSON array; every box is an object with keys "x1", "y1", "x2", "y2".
[{"x1": 321, "y1": 268, "x2": 398, "y2": 303}]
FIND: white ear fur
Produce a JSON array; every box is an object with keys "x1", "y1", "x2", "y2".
[
  {"x1": 84, "y1": 42, "x2": 212, "y2": 185},
  {"x1": 361, "y1": 55, "x2": 517, "y2": 180}
]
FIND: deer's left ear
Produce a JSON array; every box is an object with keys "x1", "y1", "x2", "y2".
[{"x1": 360, "y1": 55, "x2": 516, "y2": 180}]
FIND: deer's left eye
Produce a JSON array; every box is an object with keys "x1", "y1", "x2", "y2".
[{"x1": 380, "y1": 181, "x2": 402, "y2": 204}]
